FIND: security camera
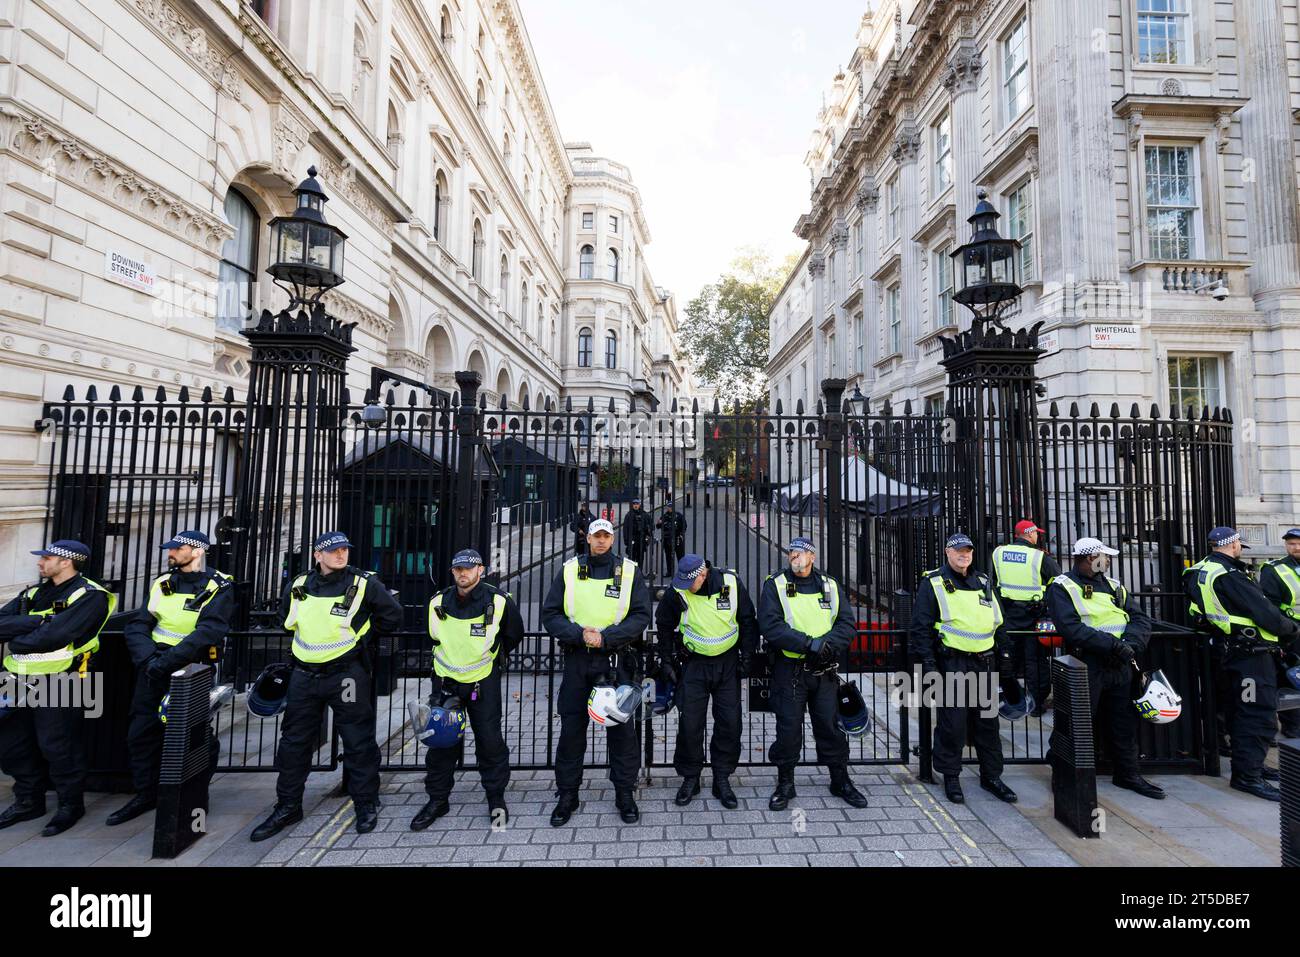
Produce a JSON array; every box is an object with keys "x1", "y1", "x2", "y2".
[
  {"x1": 1211, "y1": 281, "x2": 1228, "y2": 302},
  {"x1": 361, "y1": 403, "x2": 387, "y2": 429}
]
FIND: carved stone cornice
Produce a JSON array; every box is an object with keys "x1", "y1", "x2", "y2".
[
  {"x1": 132, "y1": 0, "x2": 243, "y2": 100},
  {"x1": 942, "y1": 42, "x2": 982, "y2": 95},
  {"x1": 388, "y1": 348, "x2": 428, "y2": 373},
  {"x1": 891, "y1": 124, "x2": 921, "y2": 163},
  {"x1": 830, "y1": 221, "x2": 850, "y2": 250},
  {"x1": 315, "y1": 155, "x2": 394, "y2": 237},
  {"x1": 272, "y1": 101, "x2": 314, "y2": 185},
  {"x1": 0, "y1": 102, "x2": 234, "y2": 255},
  {"x1": 808, "y1": 252, "x2": 827, "y2": 277},
  {"x1": 857, "y1": 179, "x2": 880, "y2": 212},
  {"x1": 321, "y1": 291, "x2": 393, "y2": 340}
]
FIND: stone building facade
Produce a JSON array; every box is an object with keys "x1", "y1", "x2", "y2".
[
  {"x1": 0, "y1": 0, "x2": 687, "y2": 592},
  {"x1": 769, "y1": 0, "x2": 1300, "y2": 549}
]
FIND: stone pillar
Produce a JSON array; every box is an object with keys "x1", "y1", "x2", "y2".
[
  {"x1": 943, "y1": 39, "x2": 982, "y2": 225},
  {"x1": 809, "y1": 252, "x2": 827, "y2": 391},
  {"x1": 831, "y1": 218, "x2": 850, "y2": 379},
  {"x1": 1238, "y1": 0, "x2": 1300, "y2": 295},
  {"x1": 894, "y1": 121, "x2": 921, "y2": 362},
  {"x1": 858, "y1": 178, "x2": 881, "y2": 385},
  {"x1": 1033, "y1": 0, "x2": 1119, "y2": 283}
]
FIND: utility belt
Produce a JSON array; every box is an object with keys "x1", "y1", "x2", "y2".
[
  {"x1": 292, "y1": 648, "x2": 365, "y2": 676},
  {"x1": 939, "y1": 647, "x2": 996, "y2": 666}
]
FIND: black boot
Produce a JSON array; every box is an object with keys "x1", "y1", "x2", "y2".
[
  {"x1": 829, "y1": 769, "x2": 868, "y2": 808},
  {"x1": 41, "y1": 804, "x2": 85, "y2": 837},
  {"x1": 943, "y1": 774, "x2": 965, "y2": 804},
  {"x1": 768, "y1": 768, "x2": 797, "y2": 811},
  {"x1": 354, "y1": 801, "x2": 379, "y2": 834},
  {"x1": 0, "y1": 799, "x2": 46, "y2": 830},
  {"x1": 675, "y1": 777, "x2": 701, "y2": 807},
  {"x1": 712, "y1": 775, "x2": 739, "y2": 810},
  {"x1": 488, "y1": 792, "x2": 509, "y2": 825},
  {"x1": 979, "y1": 776, "x2": 1018, "y2": 803},
  {"x1": 1262, "y1": 766, "x2": 1281, "y2": 782},
  {"x1": 106, "y1": 792, "x2": 157, "y2": 827},
  {"x1": 615, "y1": 789, "x2": 640, "y2": 824},
  {"x1": 1113, "y1": 776, "x2": 1166, "y2": 800},
  {"x1": 410, "y1": 798, "x2": 450, "y2": 831},
  {"x1": 549, "y1": 790, "x2": 580, "y2": 827},
  {"x1": 250, "y1": 802, "x2": 304, "y2": 842},
  {"x1": 1230, "y1": 778, "x2": 1281, "y2": 802}
]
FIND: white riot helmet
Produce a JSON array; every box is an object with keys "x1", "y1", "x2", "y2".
[
  {"x1": 587, "y1": 684, "x2": 643, "y2": 726},
  {"x1": 1133, "y1": 669, "x2": 1182, "y2": 724}
]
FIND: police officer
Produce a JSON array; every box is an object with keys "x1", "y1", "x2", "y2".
[
  {"x1": 757, "y1": 537, "x2": 868, "y2": 811},
  {"x1": 1185, "y1": 527, "x2": 1299, "y2": 800},
  {"x1": 107, "y1": 530, "x2": 233, "y2": 826},
  {"x1": 622, "y1": 498, "x2": 653, "y2": 568},
  {"x1": 411, "y1": 549, "x2": 524, "y2": 830},
  {"x1": 655, "y1": 553, "x2": 759, "y2": 809},
  {"x1": 1047, "y1": 537, "x2": 1164, "y2": 800},
  {"x1": 541, "y1": 517, "x2": 651, "y2": 826},
  {"x1": 251, "y1": 531, "x2": 403, "y2": 841},
  {"x1": 657, "y1": 504, "x2": 687, "y2": 578},
  {"x1": 992, "y1": 519, "x2": 1061, "y2": 714},
  {"x1": 0, "y1": 540, "x2": 114, "y2": 836},
  {"x1": 909, "y1": 533, "x2": 1018, "y2": 804},
  {"x1": 1258, "y1": 526, "x2": 1300, "y2": 740},
  {"x1": 571, "y1": 505, "x2": 593, "y2": 557}
]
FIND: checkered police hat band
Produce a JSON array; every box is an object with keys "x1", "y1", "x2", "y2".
[
  {"x1": 1212, "y1": 532, "x2": 1240, "y2": 546},
  {"x1": 316, "y1": 535, "x2": 349, "y2": 550},
  {"x1": 174, "y1": 536, "x2": 206, "y2": 548},
  {"x1": 46, "y1": 545, "x2": 87, "y2": 561}
]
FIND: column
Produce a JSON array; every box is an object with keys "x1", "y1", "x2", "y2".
[
  {"x1": 858, "y1": 178, "x2": 881, "y2": 386},
  {"x1": 808, "y1": 252, "x2": 827, "y2": 390},
  {"x1": 831, "y1": 219, "x2": 850, "y2": 380},
  {"x1": 943, "y1": 39, "x2": 982, "y2": 227},
  {"x1": 894, "y1": 121, "x2": 921, "y2": 363}
]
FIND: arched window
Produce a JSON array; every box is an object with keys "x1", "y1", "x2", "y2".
[
  {"x1": 605, "y1": 331, "x2": 618, "y2": 369},
  {"x1": 218, "y1": 187, "x2": 259, "y2": 333},
  {"x1": 439, "y1": 6, "x2": 453, "y2": 43},
  {"x1": 537, "y1": 299, "x2": 545, "y2": 345},
  {"x1": 499, "y1": 255, "x2": 510, "y2": 306},
  {"x1": 607, "y1": 247, "x2": 620, "y2": 283},
  {"x1": 578, "y1": 327, "x2": 593, "y2": 367},
  {"x1": 502, "y1": 132, "x2": 511, "y2": 161},
  {"x1": 433, "y1": 170, "x2": 449, "y2": 242},
  {"x1": 471, "y1": 219, "x2": 484, "y2": 282},
  {"x1": 520, "y1": 280, "x2": 530, "y2": 332},
  {"x1": 475, "y1": 80, "x2": 486, "y2": 116},
  {"x1": 579, "y1": 245, "x2": 594, "y2": 280}
]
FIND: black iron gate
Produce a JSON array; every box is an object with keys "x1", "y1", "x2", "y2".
[{"x1": 34, "y1": 307, "x2": 1237, "y2": 777}]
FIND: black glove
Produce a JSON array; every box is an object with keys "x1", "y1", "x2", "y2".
[
  {"x1": 738, "y1": 652, "x2": 753, "y2": 678},
  {"x1": 659, "y1": 657, "x2": 679, "y2": 687},
  {"x1": 806, "y1": 637, "x2": 825, "y2": 658},
  {"x1": 144, "y1": 654, "x2": 174, "y2": 687},
  {"x1": 1111, "y1": 640, "x2": 1136, "y2": 666},
  {"x1": 815, "y1": 642, "x2": 838, "y2": 670}
]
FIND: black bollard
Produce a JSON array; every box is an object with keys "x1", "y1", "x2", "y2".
[
  {"x1": 1050, "y1": 654, "x2": 1099, "y2": 839},
  {"x1": 152, "y1": 663, "x2": 223, "y2": 859},
  {"x1": 1281, "y1": 731, "x2": 1299, "y2": 867}
]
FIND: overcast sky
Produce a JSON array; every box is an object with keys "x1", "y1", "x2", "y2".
[{"x1": 521, "y1": 0, "x2": 866, "y2": 306}]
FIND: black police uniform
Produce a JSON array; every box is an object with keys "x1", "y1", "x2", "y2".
[
  {"x1": 1190, "y1": 552, "x2": 1299, "y2": 786},
  {"x1": 908, "y1": 562, "x2": 1010, "y2": 783},
  {"x1": 757, "y1": 567, "x2": 856, "y2": 773},
  {"x1": 657, "y1": 510, "x2": 687, "y2": 577},
  {"x1": 0, "y1": 575, "x2": 109, "y2": 814},
  {"x1": 993, "y1": 537, "x2": 1061, "y2": 708},
  {"x1": 1258, "y1": 554, "x2": 1300, "y2": 739},
  {"x1": 622, "y1": 507, "x2": 653, "y2": 566},
  {"x1": 1046, "y1": 569, "x2": 1152, "y2": 783},
  {"x1": 570, "y1": 508, "x2": 593, "y2": 557},
  {"x1": 273, "y1": 565, "x2": 403, "y2": 808},
  {"x1": 541, "y1": 550, "x2": 652, "y2": 794},
  {"x1": 122, "y1": 568, "x2": 233, "y2": 794},
  {"x1": 655, "y1": 565, "x2": 759, "y2": 781},
  {"x1": 424, "y1": 581, "x2": 524, "y2": 805}
]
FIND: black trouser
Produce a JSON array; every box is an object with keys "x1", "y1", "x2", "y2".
[
  {"x1": 662, "y1": 538, "x2": 683, "y2": 576},
  {"x1": 674, "y1": 648, "x2": 742, "y2": 778},
  {"x1": 626, "y1": 539, "x2": 647, "y2": 566},
  {"x1": 126, "y1": 665, "x2": 169, "y2": 793},
  {"x1": 0, "y1": 679, "x2": 85, "y2": 807},
  {"x1": 1003, "y1": 602, "x2": 1053, "y2": 705},
  {"x1": 275, "y1": 655, "x2": 380, "y2": 805},
  {"x1": 931, "y1": 651, "x2": 1003, "y2": 779},
  {"x1": 768, "y1": 655, "x2": 848, "y2": 771},
  {"x1": 424, "y1": 666, "x2": 510, "y2": 802},
  {"x1": 1221, "y1": 650, "x2": 1278, "y2": 785},
  {"x1": 555, "y1": 647, "x2": 640, "y2": 792},
  {"x1": 1050, "y1": 656, "x2": 1141, "y2": 780}
]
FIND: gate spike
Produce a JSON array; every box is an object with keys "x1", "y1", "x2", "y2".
[
  {"x1": 1201, "y1": 406, "x2": 1211, "y2": 421},
  {"x1": 795, "y1": 398, "x2": 804, "y2": 415},
  {"x1": 385, "y1": 389, "x2": 396, "y2": 407},
  {"x1": 670, "y1": 398, "x2": 678, "y2": 414},
  {"x1": 1129, "y1": 403, "x2": 1141, "y2": 418},
  {"x1": 565, "y1": 396, "x2": 572, "y2": 412},
  {"x1": 479, "y1": 392, "x2": 487, "y2": 410},
  {"x1": 712, "y1": 397, "x2": 720, "y2": 414},
  {"x1": 1048, "y1": 401, "x2": 1059, "y2": 417},
  {"x1": 1068, "y1": 402, "x2": 1079, "y2": 417},
  {"x1": 1149, "y1": 403, "x2": 1161, "y2": 419},
  {"x1": 500, "y1": 392, "x2": 508, "y2": 410},
  {"x1": 522, "y1": 394, "x2": 530, "y2": 411},
  {"x1": 201, "y1": 386, "x2": 213, "y2": 403},
  {"x1": 86, "y1": 385, "x2": 98, "y2": 402},
  {"x1": 154, "y1": 386, "x2": 167, "y2": 402},
  {"x1": 341, "y1": 387, "x2": 352, "y2": 406},
  {"x1": 132, "y1": 386, "x2": 145, "y2": 402},
  {"x1": 1223, "y1": 409, "x2": 1233, "y2": 423},
  {"x1": 223, "y1": 387, "x2": 235, "y2": 403},
  {"x1": 691, "y1": 398, "x2": 698, "y2": 414},
  {"x1": 732, "y1": 399, "x2": 741, "y2": 415},
  {"x1": 815, "y1": 399, "x2": 824, "y2": 415},
  {"x1": 903, "y1": 399, "x2": 912, "y2": 416},
  {"x1": 62, "y1": 384, "x2": 75, "y2": 401},
  {"x1": 409, "y1": 389, "x2": 419, "y2": 407},
  {"x1": 1169, "y1": 404, "x2": 1180, "y2": 421},
  {"x1": 1088, "y1": 402, "x2": 1100, "y2": 418},
  {"x1": 608, "y1": 397, "x2": 616, "y2": 413},
  {"x1": 178, "y1": 385, "x2": 190, "y2": 402},
  {"x1": 109, "y1": 385, "x2": 122, "y2": 402},
  {"x1": 774, "y1": 398, "x2": 783, "y2": 415},
  {"x1": 586, "y1": 397, "x2": 594, "y2": 412},
  {"x1": 1109, "y1": 403, "x2": 1120, "y2": 418}
]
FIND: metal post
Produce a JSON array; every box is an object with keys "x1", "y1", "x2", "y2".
[
  {"x1": 820, "y1": 378, "x2": 847, "y2": 580},
  {"x1": 454, "y1": 371, "x2": 482, "y2": 550}
]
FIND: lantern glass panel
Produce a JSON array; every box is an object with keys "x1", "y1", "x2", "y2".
[
  {"x1": 308, "y1": 224, "x2": 332, "y2": 268},
  {"x1": 331, "y1": 236, "x2": 345, "y2": 276},
  {"x1": 278, "y1": 220, "x2": 304, "y2": 266},
  {"x1": 964, "y1": 246, "x2": 987, "y2": 289},
  {"x1": 991, "y1": 246, "x2": 1010, "y2": 284}
]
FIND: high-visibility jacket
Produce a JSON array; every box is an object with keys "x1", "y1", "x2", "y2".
[
  {"x1": 674, "y1": 571, "x2": 740, "y2": 656},
  {"x1": 562, "y1": 556, "x2": 637, "y2": 630},
  {"x1": 1052, "y1": 574, "x2": 1132, "y2": 640},
  {"x1": 428, "y1": 589, "x2": 507, "y2": 682},
  {"x1": 146, "y1": 570, "x2": 231, "y2": 647},
  {"x1": 1264, "y1": 558, "x2": 1300, "y2": 620},
  {"x1": 3, "y1": 578, "x2": 116, "y2": 675},
  {"x1": 992, "y1": 543, "x2": 1045, "y2": 602},
  {"x1": 770, "y1": 572, "x2": 839, "y2": 660},
  {"x1": 924, "y1": 570, "x2": 1003, "y2": 653},
  {"x1": 1185, "y1": 559, "x2": 1279, "y2": 644},
  {"x1": 284, "y1": 571, "x2": 372, "y2": 663}
]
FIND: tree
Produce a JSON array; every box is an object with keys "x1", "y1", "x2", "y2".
[{"x1": 682, "y1": 248, "x2": 798, "y2": 405}]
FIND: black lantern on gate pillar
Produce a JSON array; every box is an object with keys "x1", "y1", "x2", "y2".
[
  {"x1": 267, "y1": 165, "x2": 348, "y2": 307},
  {"x1": 951, "y1": 189, "x2": 1021, "y2": 332}
]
